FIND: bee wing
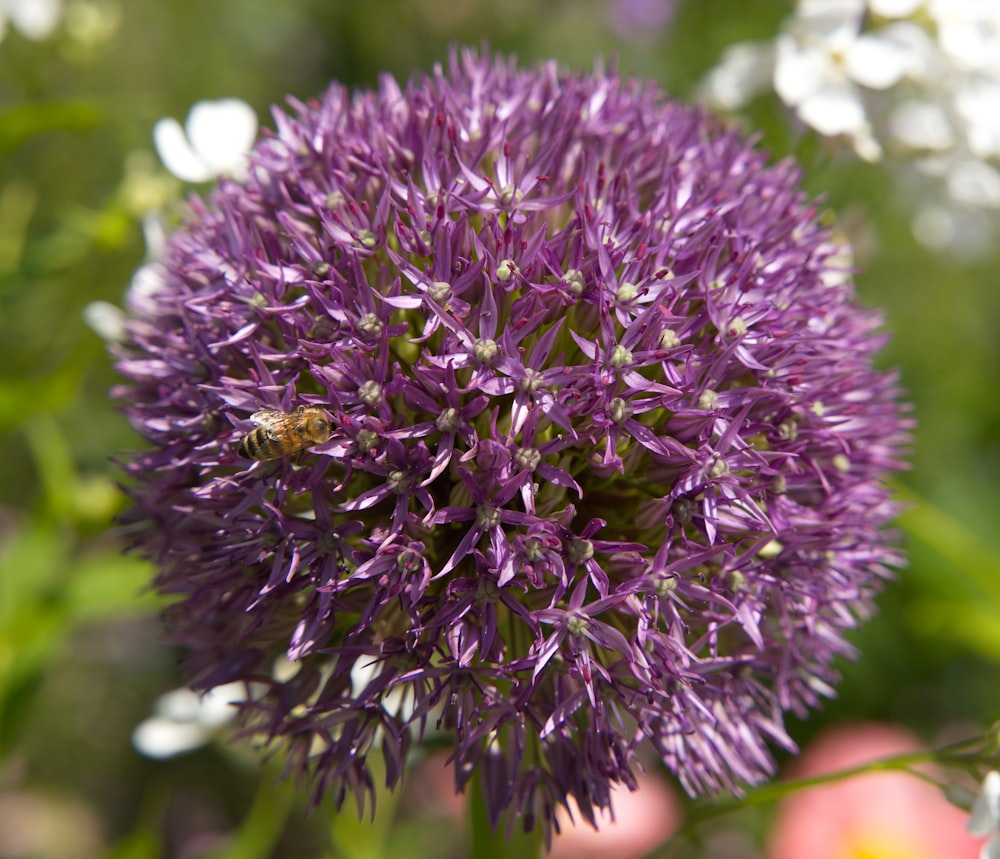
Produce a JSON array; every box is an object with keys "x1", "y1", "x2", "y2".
[{"x1": 249, "y1": 409, "x2": 293, "y2": 436}]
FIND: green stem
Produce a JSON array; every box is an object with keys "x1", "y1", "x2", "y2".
[
  {"x1": 664, "y1": 731, "x2": 991, "y2": 849},
  {"x1": 328, "y1": 751, "x2": 401, "y2": 859},
  {"x1": 200, "y1": 774, "x2": 297, "y2": 859},
  {"x1": 470, "y1": 773, "x2": 544, "y2": 859}
]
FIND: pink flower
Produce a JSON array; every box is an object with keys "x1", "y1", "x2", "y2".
[
  {"x1": 768, "y1": 723, "x2": 980, "y2": 859},
  {"x1": 404, "y1": 750, "x2": 468, "y2": 823},
  {"x1": 547, "y1": 771, "x2": 680, "y2": 859}
]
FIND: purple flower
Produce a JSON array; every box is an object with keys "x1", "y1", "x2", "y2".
[
  {"x1": 113, "y1": 48, "x2": 910, "y2": 839},
  {"x1": 606, "y1": 0, "x2": 677, "y2": 42}
]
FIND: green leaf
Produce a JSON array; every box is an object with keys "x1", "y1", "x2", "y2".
[
  {"x1": 905, "y1": 597, "x2": 1000, "y2": 660},
  {"x1": 0, "y1": 519, "x2": 156, "y2": 735},
  {"x1": 896, "y1": 486, "x2": 1000, "y2": 605},
  {"x1": 22, "y1": 414, "x2": 77, "y2": 521},
  {"x1": 0, "y1": 372, "x2": 79, "y2": 434},
  {"x1": 0, "y1": 100, "x2": 106, "y2": 157},
  {"x1": 0, "y1": 521, "x2": 65, "y2": 627},
  {"x1": 98, "y1": 827, "x2": 161, "y2": 859},
  {"x1": 62, "y1": 550, "x2": 158, "y2": 622},
  {"x1": 198, "y1": 777, "x2": 297, "y2": 859},
  {"x1": 97, "y1": 787, "x2": 165, "y2": 859}
]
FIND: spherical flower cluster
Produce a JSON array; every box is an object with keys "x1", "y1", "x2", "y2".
[{"x1": 113, "y1": 49, "x2": 909, "y2": 836}]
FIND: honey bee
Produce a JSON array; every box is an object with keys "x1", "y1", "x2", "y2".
[{"x1": 237, "y1": 406, "x2": 331, "y2": 461}]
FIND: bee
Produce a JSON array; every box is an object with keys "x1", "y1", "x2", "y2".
[{"x1": 237, "y1": 406, "x2": 331, "y2": 461}]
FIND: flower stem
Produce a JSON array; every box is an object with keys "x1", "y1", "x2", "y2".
[
  {"x1": 471, "y1": 773, "x2": 544, "y2": 859},
  {"x1": 664, "y1": 734, "x2": 989, "y2": 849}
]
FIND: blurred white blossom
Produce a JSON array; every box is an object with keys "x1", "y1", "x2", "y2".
[
  {"x1": 132, "y1": 682, "x2": 245, "y2": 759},
  {"x1": 700, "y1": 41, "x2": 775, "y2": 110},
  {"x1": 968, "y1": 770, "x2": 1000, "y2": 859},
  {"x1": 699, "y1": 0, "x2": 1000, "y2": 255},
  {"x1": 153, "y1": 98, "x2": 258, "y2": 183},
  {"x1": 89, "y1": 101, "x2": 255, "y2": 342},
  {"x1": 775, "y1": 0, "x2": 925, "y2": 161},
  {"x1": 84, "y1": 216, "x2": 167, "y2": 342},
  {"x1": 0, "y1": 0, "x2": 62, "y2": 41},
  {"x1": 123, "y1": 258, "x2": 167, "y2": 316},
  {"x1": 82, "y1": 300, "x2": 125, "y2": 342}
]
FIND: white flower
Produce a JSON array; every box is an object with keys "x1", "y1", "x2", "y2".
[
  {"x1": 82, "y1": 300, "x2": 126, "y2": 342},
  {"x1": 868, "y1": 0, "x2": 922, "y2": 16},
  {"x1": 124, "y1": 260, "x2": 167, "y2": 315},
  {"x1": 350, "y1": 656, "x2": 414, "y2": 721},
  {"x1": 954, "y1": 79, "x2": 1000, "y2": 160},
  {"x1": 131, "y1": 682, "x2": 245, "y2": 759},
  {"x1": 773, "y1": 0, "x2": 866, "y2": 130},
  {"x1": 85, "y1": 216, "x2": 167, "y2": 340},
  {"x1": 928, "y1": 0, "x2": 1000, "y2": 76},
  {"x1": 699, "y1": 41, "x2": 775, "y2": 110},
  {"x1": 773, "y1": 0, "x2": 923, "y2": 160},
  {"x1": 908, "y1": 153, "x2": 1000, "y2": 257},
  {"x1": 699, "y1": 0, "x2": 1000, "y2": 254},
  {"x1": 92, "y1": 100, "x2": 256, "y2": 344},
  {"x1": 945, "y1": 158, "x2": 1000, "y2": 209},
  {"x1": 910, "y1": 201, "x2": 994, "y2": 257},
  {"x1": 137, "y1": 212, "x2": 167, "y2": 260},
  {"x1": 0, "y1": 0, "x2": 62, "y2": 41},
  {"x1": 887, "y1": 99, "x2": 955, "y2": 152},
  {"x1": 153, "y1": 98, "x2": 258, "y2": 183},
  {"x1": 968, "y1": 770, "x2": 1000, "y2": 859}
]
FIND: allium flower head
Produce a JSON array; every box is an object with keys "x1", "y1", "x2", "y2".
[{"x1": 113, "y1": 48, "x2": 910, "y2": 837}]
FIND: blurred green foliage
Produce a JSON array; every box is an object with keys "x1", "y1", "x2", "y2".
[{"x1": 1, "y1": 1, "x2": 999, "y2": 857}]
